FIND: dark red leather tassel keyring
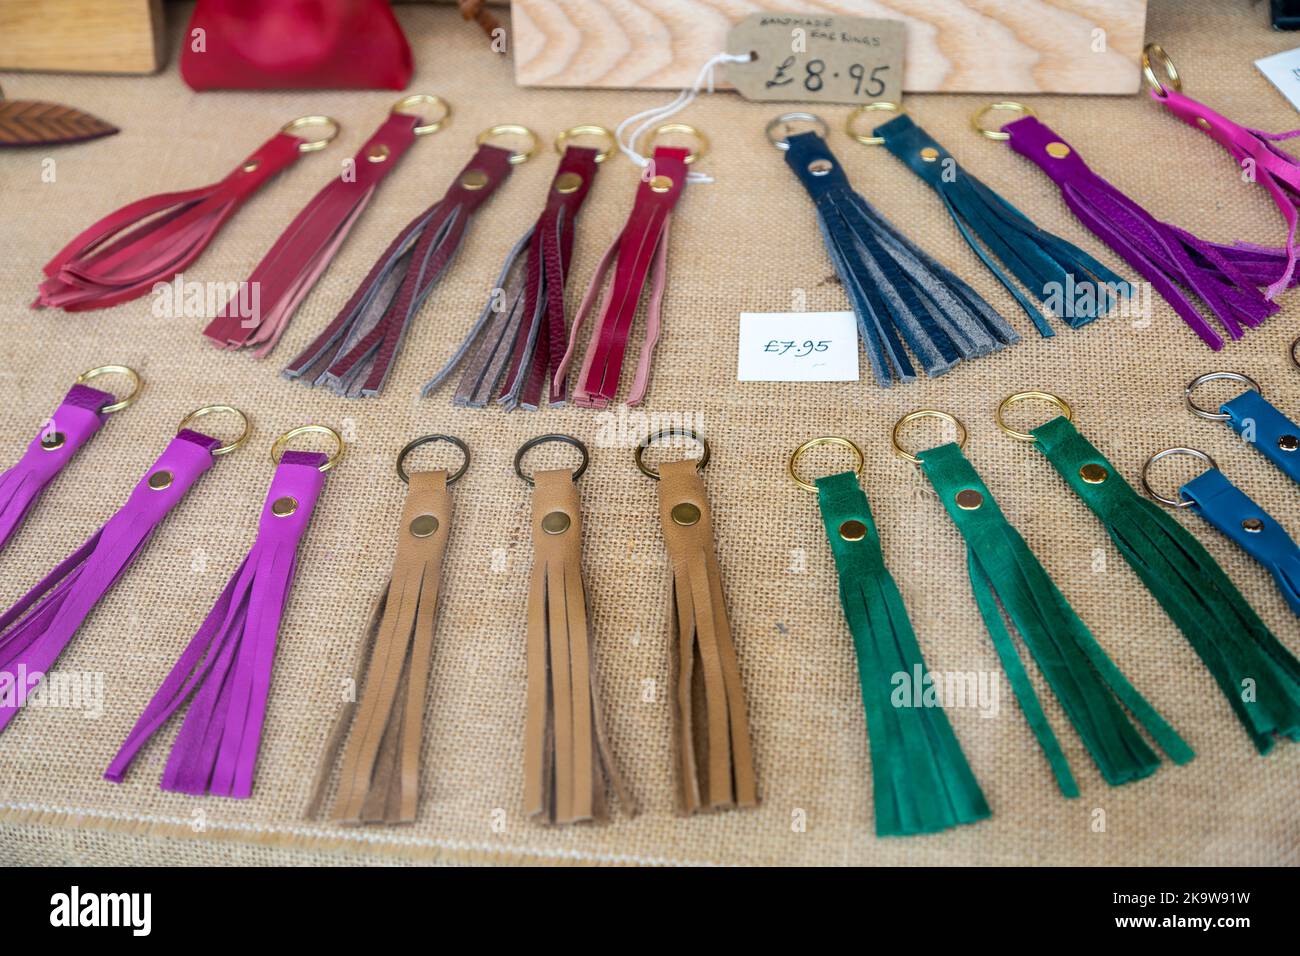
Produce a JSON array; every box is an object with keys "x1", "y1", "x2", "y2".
[{"x1": 284, "y1": 124, "x2": 534, "y2": 398}]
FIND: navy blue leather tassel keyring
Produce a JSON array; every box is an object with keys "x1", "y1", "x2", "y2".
[
  {"x1": 768, "y1": 112, "x2": 1017, "y2": 387},
  {"x1": 856, "y1": 104, "x2": 1131, "y2": 336}
]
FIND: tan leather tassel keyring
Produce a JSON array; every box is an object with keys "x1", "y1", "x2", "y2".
[
  {"x1": 516, "y1": 434, "x2": 635, "y2": 825},
  {"x1": 307, "y1": 434, "x2": 466, "y2": 825},
  {"x1": 636, "y1": 429, "x2": 757, "y2": 815}
]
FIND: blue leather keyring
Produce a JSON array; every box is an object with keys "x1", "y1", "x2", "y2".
[{"x1": 1187, "y1": 372, "x2": 1300, "y2": 485}]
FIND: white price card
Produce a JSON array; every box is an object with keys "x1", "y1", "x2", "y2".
[
  {"x1": 736, "y1": 311, "x2": 859, "y2": 382},
  {"x1": 1256, "y1": 47, "x2": 1300, "y2": 113}
]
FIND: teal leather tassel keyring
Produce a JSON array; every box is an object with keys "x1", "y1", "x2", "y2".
[
  {"x1": 1186, "y1": 371, "x2": 1300, "y2": 485},
  {"x1": 790, "y1": 436, "x2": 988, "y2": 836},
  {"x1": 892, "y1": 411, "x2": 1194, "y2": 796}
]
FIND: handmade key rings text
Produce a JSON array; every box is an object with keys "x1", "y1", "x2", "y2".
[
  {"x1": 1141, "y1": 447, "x2": 1217, "y2": 508},
  {"x1": 270, "y1": 424, "x2": 345, "y2": 472},
  {"x1": 179, "y1": 405, "x2": 249, "y2": 456},
  {"x1": 971, "y1": 101, "x2": 1034, "y2": 140},
  {"x1": 641, "y1": 123, "x2": 709, "y2": 165},
  {"x1": 555, "y1": 125, "x2": 616, "y2": 162},
  {"x1": 514, "y1": 434, "x2": 590, "y2": 485},
  {"x1": 396, "y1": 434, "x2": 470, "y2": 484},
  {"x1": 634, "y1": 429, "x2": 710, "y2": 480},
  {"x1": 995, "y1": 391, "x2": 1074, "y2": 442},
  {"x1": 476, "y1": 124, "x2": 538, "y2": 165},
  {"x1": 76, "y1": 365, "x2": 143, "y2": 414},
  {"x1": 765, "y1": 112, "x2": 830, "y2": 149},
  {"x1": 891, "y1": 410, "x2": 969, "y2": 464},
  {"x1": 392, "y1": 93, "x2": 450, "y2": 136},
  {"x1": 788, "y1": 436, "x2": 865, "y2": 492},
  {"x1": 846, "y1": 101, "x2": 902, "y2": 146}
]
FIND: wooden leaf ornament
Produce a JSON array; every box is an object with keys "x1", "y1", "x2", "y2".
[{"x1": 0, "y1": 98, "x2": 119, "y2": 147}]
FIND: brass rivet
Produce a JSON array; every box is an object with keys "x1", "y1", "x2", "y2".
[
  {"x1": 1045, "y1": 141, "x2": 1071, "y2": 158},
  {"x1": 807, "y1": 158, "x2": 833, "y2": 176},
  {"x1": 955, "y1": 489, "x2": 984, "y2": 510},
  {"x1": 839, "y1": 519, "x2": 867, "y2": 542},
  {"x1": 649, "y1": 174, "x2": 673, "y2": 192},
  {"x1": 1242, "y1": 517, "x2": 1265, "y2": 533},
  {"x1": 461, "y1": 169, "x2": 489, "y2": 190},
  {"x1": 1079, "y1": 463, "x2": 1109, "y2": 484},
  {"x1": 1196, "y1": 117, "x2": 1211, "y2": 130},
  {"x1": 541, "y1": 511, "x2": 571, "y2": 535},
  {"x1": 367, "y1": 144, "x2": 391, "y2": 164},
  {"x1": 671, "y1": 502, "x2": 701, "y2": 527},
  {"x1": 1278, "y1": 434, "x2": 1298, "y2": 452},
  {"x1": 242, "y1": 160, "x2": 260, "y2": 173},
  {"x1": 40, "y1": 431, "x2": 66, "y2": 451},
  {"x1": 919, "y1": 146, "x2": 940, "y2": 162},
  {"x1": 409, "y1": 514, "x2": 439, "y2": 538},
  {"x1": 555, "y1": 171, "x2": 583, "y2": 194},
  {"x1": 271, "y1": 496, "x2": 298, "y2": 518},
  {"x1": 147, "y1": 470, "x2": 173, "y2": 491}
]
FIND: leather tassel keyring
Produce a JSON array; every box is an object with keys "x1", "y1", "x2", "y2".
[
  {"x1": 1144, "y1": 44, "x2": 1300, "y2": 297},
  {"x1": 635, "y1": 429, "x2": 757, "y2": 815},
  {"x1": 0, "y1": 366, "x2": 141, "y2": 552},
  {"x1": 36, "y1": 116, "x2": 338, "y2": 312},
  {"x1": 515, "y1": 435, "x2": 634, "y2": 824},
  {"x1": 204, "y1": 95, "x2": 447, "y2": 358},
  {"x1": 106, "y1": 425, "x2": 343, "y2": 797},
  {"x1": 768, "y1": 115, "x2": 1017, "y2": 387},
  {"x1": 1143, "y1": 447, "x2": 1300, "y2": 624},
  {"x1": 424, "y1": 126, "x2": 613, "y2": 410},
  {"x1": 306, "y1": 434, "x2": 465, "y2": 825},
  {"x1": 1186, "y1": 372, "x2": 1300, "y2": 485},
  {"x1": 789, "y1": 436, "x2": 989, "y2": 837},
  {"x1": 974, "y1": 102, "x2": 1299, "y2": 351},
  {"x1": 848, "y1": 105, "x2": 1131, "y2": 334},
  {"x1": 0, "y1": 405, "x2": 249, "y2": 736},
  {"x1": 892, "y1": 411, "x2": 1194, "y2": 796},
  {"x1": 999, "y1": 391, "x2": 1300, "y2": 749},
  {"x1": 556, "y1": 124, "x2": 704, "y2": 409},
  {"x1": 284, "y1": 123, "x2": 531, "y2": 398}
]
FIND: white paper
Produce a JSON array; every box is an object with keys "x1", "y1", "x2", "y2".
[
  {"x1": 736, "y1": 311, "x2": 859, "y2": 382},
  {"x1": 1256, "y1": 47, "x2": 1300, "y2": 112}
]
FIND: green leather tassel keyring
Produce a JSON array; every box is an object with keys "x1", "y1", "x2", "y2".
[
  {"x1": 892, "y1": 411, "x2": 1194, "y2": 796},
  {"x1": 791, "y1": 435, "x2": 989, "y2": 836},
  {"x1": 997, "y1": 391, "x2": 1300, "y2": 753}
]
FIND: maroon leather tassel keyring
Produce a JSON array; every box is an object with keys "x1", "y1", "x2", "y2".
[
  {"x1": 35, "y1": 116, "x2": 338, "y2": 312},
  {"x1": 284, "y1": 124, "x2": 532, "y2": 398},
  {"x1": 203, "y1": 95, "x2": 448, "y2": 357},
  {"x1": 423, "y1": 125, "x2": 612, "y2": 410}
]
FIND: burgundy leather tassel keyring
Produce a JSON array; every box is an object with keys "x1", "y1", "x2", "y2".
[
  {"x1": 204, "y1": 95, "x2": 448, "y2": 358},
  {"x1": 36, "y1": 117, "x2": 338, "y2": 312},
  {"x1": 556, "y1": 124, "x2": 705, "y2": 409},
  {"x1": 0, "y1": 405, "x2": 248, "y2": 736},
  {"x1": 423, "y1": 125, "x2": 613, "y2": 410},
  {"x1": 105, "y1": 425, "x2": 341, "y2": 798},
  {"x1": 0, "y1": 366, "x2": 141, "y2": 553},
  {"x1": 283, "y1": 124, "x2": 531, "y2": 398},
  {"x1": 974, "y1": 102, "x2": 1299, "y2": 351}
]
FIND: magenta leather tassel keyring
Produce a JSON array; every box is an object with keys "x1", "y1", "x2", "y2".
[
  {"x1": 0, "y1": 405, "x2": 248, "y2": 736},
  {"x1": 974, "y1": 102, "x2": 1299, "y2": 351},
  {"x1": 106, "y1": 425, "x2": 342, "y2": 798},
  {"x1": 0, "y1": 366, "x2": 141, "y2": 553},
  {"x1": 1144, "y1": 44, "x2": 1300, "y2": 298},
  {"x1": 204, "y1": 95, "x2": 447, "y2": 358},
  {"x1": 36, "y1": 118, "x2": 338, "y2": 312}
]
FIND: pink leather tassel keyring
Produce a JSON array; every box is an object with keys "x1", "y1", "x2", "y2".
[
  {"x1": 204, "y1": 95, "x2": 448, "y2": 358},
  {"x1": 556, "y1": 124, "x2": 705, "y2": 409},
  {"x1": 105, "y1": 425, "x2": 342, "y2": 798},
  {"x1": 0, "y1": 405, "x2": 248, "y2": 737},
  {"x1": 35, "y1": 117, "x2": 338, "y2": 312},
  {"x1": 0, "y1": 365, "x2": 141, "y2": 553},
  {"x1": 423, "y1": 125, "x2": 612, "y2": 410},
  {"x1": 1144, "y1": 44, "x2": 1300, "y2": 298},
  {"x1": 284, "y1": 124, "x2": 530, "y2": 398},
  {"x1": 973, "y1": 102, "x2": 1299, "y2": 351}
]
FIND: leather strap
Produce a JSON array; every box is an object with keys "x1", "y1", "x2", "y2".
[
  {"x1": 1220, "y1": 389, "x2": 1300, "y2": 484},
  {"x1": 557, "y1": 146, "x2": 688, "y2": 409},
  {"x1": 657, "y1": 459, "x2": 757, "y2": 814},
  {"x1": 204, "y1": 113, "x2": 420, "y2": 355},
  {"x1": 285, "y1": 144, "x2": 514, "y2": 397},
  {"x1": 524, "y1": 469, "x2": 634, "y2": 823}
]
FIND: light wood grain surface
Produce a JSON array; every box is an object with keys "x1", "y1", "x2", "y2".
[{"x1": 0, "y1": 0, "x2": 164, "y2": 75}]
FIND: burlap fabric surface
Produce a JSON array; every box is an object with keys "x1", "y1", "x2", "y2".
[{"x1": 0, "y1": 1, "x2": 1296, "y2": 866}]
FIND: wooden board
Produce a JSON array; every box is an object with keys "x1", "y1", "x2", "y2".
[
  {"x1": 511, "y1": 0, "x2": 1147, "y2": 94},
  {"x1": 0, "y1": 0, "x2": 165, "y2": 74}
]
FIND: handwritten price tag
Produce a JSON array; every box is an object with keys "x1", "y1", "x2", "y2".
[
  {"x1": 737, "y1": 312, "x2": 859, "y2": 382},
  {"x1": 725, "y1": 14, "x2": 904, "y2": 106}
]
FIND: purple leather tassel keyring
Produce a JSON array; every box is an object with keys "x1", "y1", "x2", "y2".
[
  {"x1": 973, "y1": 102, "x2": 1299, "y2": 351},
  {"x1": 0, "y1": 404, "x2": 247, "y2": 736},
  {"x1": 106, "y1": 425, "x2": 342, "y2": 798},
  {"x1": 0, "y1": 366, "x2": 141, "y2": 552}
]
